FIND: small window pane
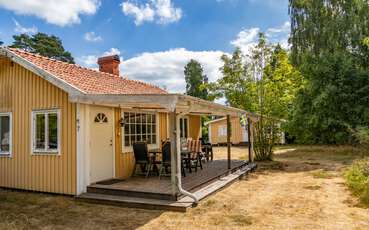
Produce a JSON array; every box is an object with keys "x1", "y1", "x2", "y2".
[
  {"x1": 152, "y1": 135, "x2": 156, "y2": 144},
  {"x1": 142, "y1": 124, "x2": 147, "y2": 134},
  {"x1": 124, "y1": 124, "x2": 129, "y2": 134},
  {"x1": 0, "y1": 116, "x2": 10, "y2": 152},
  {"x1": 136, "y1": 114, "x2": 141, "y2": 123},
  {"x1": 130, "y1": 124, "x2": 136, "y2": 135},
  {"x1": 35, "y1": 114, "x2": 45, "y2": 149},
  {"x1": 147, "y1": 134, "x2": 152, "y2": 144},
  {"x1": 48, "y1": 113, "x2": 58, "y2": 150},
  {"x1": 124, "y1": 136, "x2": 130, "y2": 147},
  {"x1": 129, "y1": 114, "x2": 135, "y2": 123},
  {"x1": 180, "y1": 119, "x2": 184, "y2": 138},
  {"x1": 151, "y1": 115, "x2": 156, "y2": 123},
  {"x1": 184, "y1": 119, "x2": 188, "y2": 138},
  {"x1": 137, "y1": 124, "x2": 142, "y2": 134},
  {"x1": 130, "y1": 135, "x2": 136, "y2": 145}
]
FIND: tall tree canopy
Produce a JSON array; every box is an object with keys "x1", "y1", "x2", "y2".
[
  {"x1": 209, "y1": 34, "x2": 303, "y2": 159},
  {"x1": 0, "y1": 40, "x2": 3, "y2": 46},
  {"x1": 212, "y1": 35, "x2": 302, "y2": 120},
  {"x1": 288, "y1": 0, "x2": 369, "y2": 144},
  {"x1": 184, "y1": 59, "x2": 209, "y2": 100},
  {"x1": 10, "y1": 33, "x2": 74, "y2": 63}
]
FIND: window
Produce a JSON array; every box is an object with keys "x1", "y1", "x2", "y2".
[
  {"x1": 94, "y1": 113, "x2": 108, "y2": 123},
  {"x1": 32, "y1": 110, "x2": 60, "y2": 153},
  {"x1": 218, "y1": 125, "x2": 227, "y2": 136},
  {"x1": 179, "y1": 117, "x2": 188, "y2": 139},
  {"x1": 122, "y1": 112, "x2": 157, "y2": 147},
  {"x1": 0, "y1": 113, "x2": 12, "y2": 156}
]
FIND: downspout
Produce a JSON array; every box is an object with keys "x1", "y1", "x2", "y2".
[{"x1": 174, "y1": 113, "x2": 199, "y2": 204}]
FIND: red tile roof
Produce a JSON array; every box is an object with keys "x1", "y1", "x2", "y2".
[{"x1": 8, "y1": 48, "x2": 167, "y2": 95}]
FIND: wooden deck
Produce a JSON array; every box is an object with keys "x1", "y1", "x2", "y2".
[
  {"x1": 79, "y1": 161, "x2": 257, "y2": 211},
  {"x1": 86, "y1": 160, "x2": 248, "y2": 201}
]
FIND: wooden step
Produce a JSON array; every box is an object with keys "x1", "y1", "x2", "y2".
[
  {"x1": 87, "y1": 185, "x2": 176, "y2": 201},
  {"x1": 77, "y1": 192, "x2": 193, "y2": 212}
]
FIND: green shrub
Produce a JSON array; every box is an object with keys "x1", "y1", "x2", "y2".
[{"x1": 344, "y1": 158, "x2": 369, "y2": 206}]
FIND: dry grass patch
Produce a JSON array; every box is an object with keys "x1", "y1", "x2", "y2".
[
  {"x1": 1, "y1": 145, "x2": 369, "y2": 229},
  {"x1": 303, "y1": 185, "x2": 322, "y2": 190},
  {"x1": 311, "y1": 169, "x2": 336, "y2": 179}
]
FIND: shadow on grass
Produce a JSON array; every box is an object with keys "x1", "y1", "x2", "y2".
[{"x1": 0, "y1": 189, "x2": 164, "y2": 230}]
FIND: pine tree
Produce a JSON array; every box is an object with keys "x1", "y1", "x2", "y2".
[{"x1": 10, "y1": 33, "x2": 74, "y2": 63}]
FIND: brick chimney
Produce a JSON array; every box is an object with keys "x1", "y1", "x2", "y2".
[{"x1": 97, "y1": 55, "x2": 120, "y2": 76}]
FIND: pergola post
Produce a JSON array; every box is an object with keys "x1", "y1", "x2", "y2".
[
  {"x1": 169, "y1": 111, "x2": 179, "y2": 196},
  {"x1": 227, "y1": 115, "x2": 231, "y2": 170}
]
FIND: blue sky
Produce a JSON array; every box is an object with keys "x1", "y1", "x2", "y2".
[{"x1": 0, "y1": 0, "x2": 290, "y2": 93}]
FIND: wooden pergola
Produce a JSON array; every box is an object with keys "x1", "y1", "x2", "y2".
[{"x1": 71, "y1": 93, "x2": 257, "y2": 202}]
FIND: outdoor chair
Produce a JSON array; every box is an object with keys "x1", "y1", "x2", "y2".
[
  {"x1": 200, "y1": 138, "x2": 213, "y2": 162},
  {"x1": 159, "y1": 141, "x2": 186, "y2": 179},
  {"x1": 182, "y1": 139, "x2": 203, "y2": 173},
  {"x1": 133, "y1": 142, "x2": 153, "y2": 178}
]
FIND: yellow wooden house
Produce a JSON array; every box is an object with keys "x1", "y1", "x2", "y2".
[{"x1": 0, "y1": 47, "x2": 255, "y2": 209}]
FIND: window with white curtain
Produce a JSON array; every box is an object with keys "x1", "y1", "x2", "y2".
[
  {"x1": 0, "y1": 112, "x2": 12, "y2": 156},
  {"x1": 32, "y1": 110, "x2": 60, "y2": 154}
]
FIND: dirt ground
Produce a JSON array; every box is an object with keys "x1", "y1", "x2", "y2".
[{"x1": 1, "y1": 145, "x2": 368, "y2": 230}]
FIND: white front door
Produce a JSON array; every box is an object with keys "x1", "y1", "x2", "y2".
[{"x1": 90, "y1": 106, "x2": 114, "y2": 183}]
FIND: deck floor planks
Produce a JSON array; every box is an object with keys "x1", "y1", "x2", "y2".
[{"x1": 89, "y1": 160, "x2": 247, "y2": 195}]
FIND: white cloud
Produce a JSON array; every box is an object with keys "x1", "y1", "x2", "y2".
[
  {"x1": 154, "y1": 0, "x2": 182, "y2": 24},
  {"x1": 121, "y1": 0, "x2": 182, "y2": 26},
  {"x1": 77, "y1": 48, "x2": 122, "y2": 67},
  {"x1": 266, "y1": 21, "x2": 290, "y2": 48},
  {"x1": 231, "y1": 21, "x2": 291, "y2": 54},
  {"x1": 84, "y1": 31, "x2": 102, "y2": 42},
  {"x1": 77, "y1": 55, "x2": 98, "y2": 67},
  {"x1": 121, "y1": 48, "x2": 224, "y2": 92},
  {"x1": 122, "y1": 1, "x2": 155, "y2": 25},
  {"x1": 0, "y1": 0, "x2": 101, "y2": 26},
  {"x1": 230, "y1": 27, "x2": 259, "y2": 55},
  {"x1": 103, "y1": 48, "x2": 121, "y2": 56},
  {"x1": 78, "y1": 48, "x2": 225, "y2": 93},
  {"x1": 13, "y1": 19, "x2": 38, "y2": 34}
]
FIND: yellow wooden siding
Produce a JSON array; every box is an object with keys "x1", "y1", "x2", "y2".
[
  {"x1": 0, "y1": 58, "x2": 76, "y2": 195},
  {"x1": 114, "y1": 111, "x2": 168, "y2": 179},
  {"x1": 210, "y1": 117, "x2": 244, "y2": 144},
  {"x1": 188, "y1": 115, "x2": 201, "y2": 140}
]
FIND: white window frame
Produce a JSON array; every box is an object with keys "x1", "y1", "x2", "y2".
[
  {"x1": 0, "y1": 112, "x2": 12, "y2": 157},
  {"x1": 179, "y1": 116, "x2": 189, "y2": 139},
  {"x1": 31, "y1": 109, "x2": 61, "y2": 155},
  {"x1": 121, "y1": 111, "x2": 159, "y2": 153}
]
